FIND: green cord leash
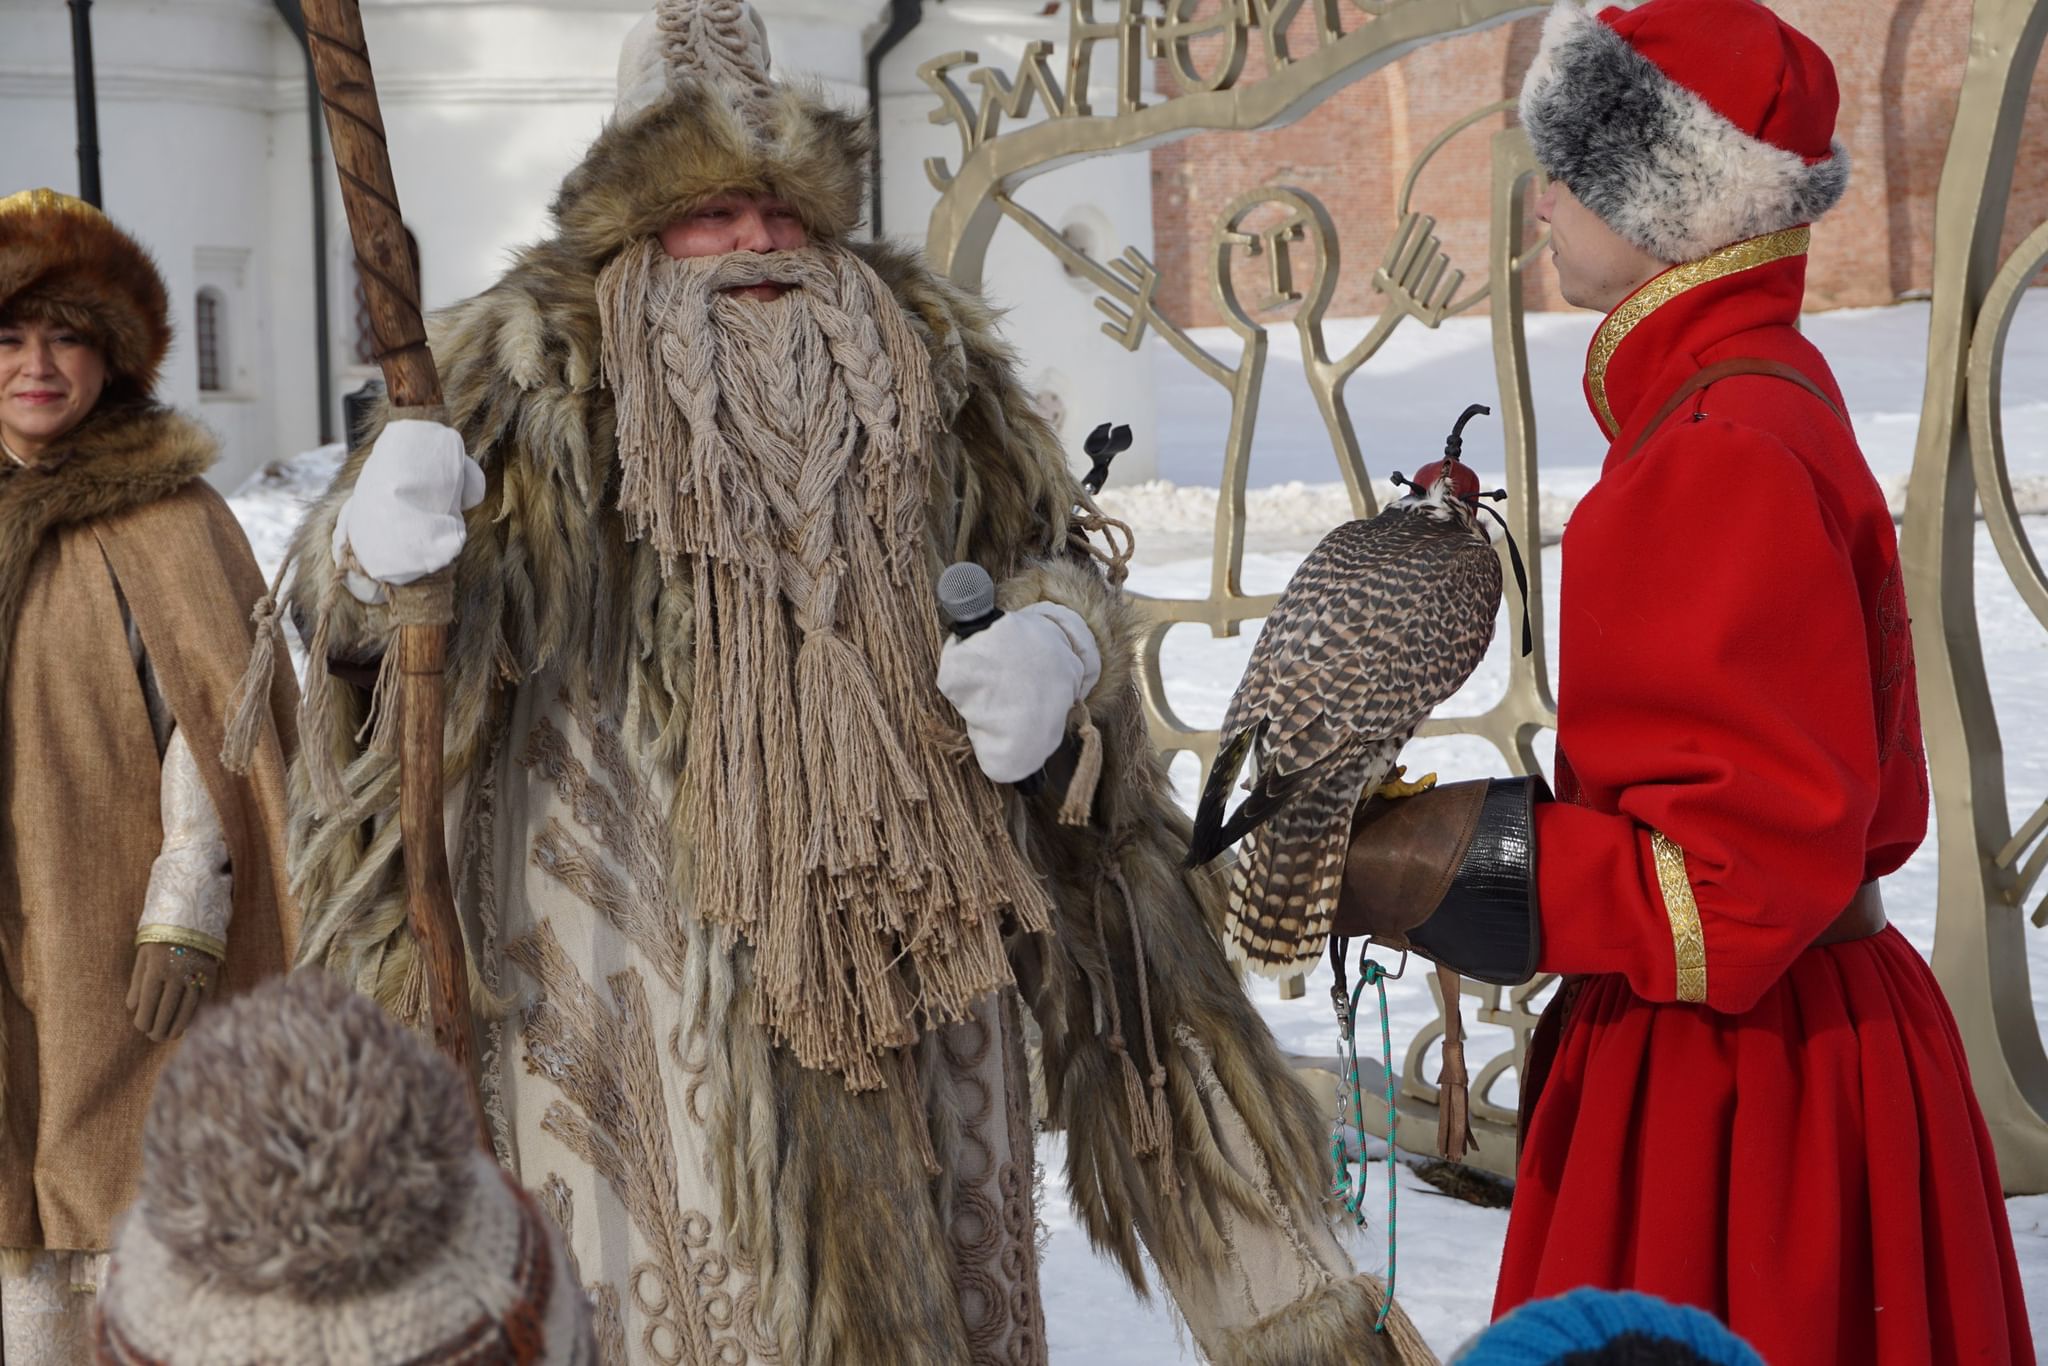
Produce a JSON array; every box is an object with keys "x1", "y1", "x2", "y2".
[{"x1": 1330, "y1": 937, "x2": 1404, "y2": 1333}]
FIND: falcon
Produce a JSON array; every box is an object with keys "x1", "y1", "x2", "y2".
[{"x1": 1187, "y1": 404, "x2": 1509, "y2": 974}]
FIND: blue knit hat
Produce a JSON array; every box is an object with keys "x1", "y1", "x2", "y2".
[{"x1": 1452, "y1": 1288, "x2": 1766, "y2": 1365}]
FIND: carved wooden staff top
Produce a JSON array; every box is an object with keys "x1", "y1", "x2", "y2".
[{"x1": 301, "y1": 0, "x2": 484, "y2": 1131}]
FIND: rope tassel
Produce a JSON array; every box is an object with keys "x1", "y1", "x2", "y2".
[
  {"x1": 219, "y1": 551, "x2": 295, "y2": 775},
  {"x1": 1059, "y1": 705, "x2": 1103, "y2": 826},
  {"x1": 598, "y1": 239, "x2": 1053, "y2": 1087},
  {"x1": 220, "y1": 598, "x2": 282, "y2": 775},
  {"x1": 1434, "y1": 965, "x2": 1477, "y2": 1163},
  {"x1": 1091, "y1": 865, "x2": 1182, "y2": 1195}
]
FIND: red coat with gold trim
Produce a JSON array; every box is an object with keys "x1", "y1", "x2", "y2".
[{"x1": 1494, "y1": 230, "x2": 2033, "y2": 1366}]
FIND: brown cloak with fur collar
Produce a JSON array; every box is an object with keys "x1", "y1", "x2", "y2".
[{"x1": 0, "y1": 404, "x2": 299, "y2": 1254}]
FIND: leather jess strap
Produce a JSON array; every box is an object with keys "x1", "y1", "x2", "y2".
[
  {"x1": 1813, "y1": 880, "x2": 1887, "y2": 947},
  {"x1": 1628, "y1": 356, "x2": 1848, "y2": 457}
]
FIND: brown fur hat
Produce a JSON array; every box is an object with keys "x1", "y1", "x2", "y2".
[
  {"x1": 548, "y1": 1, "x2": 870, "y2": 270},
  {"x1": 0, "y1": 189, "x2": 170, "y2": 397}
]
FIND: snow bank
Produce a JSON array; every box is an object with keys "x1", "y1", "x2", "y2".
[{"x1": 227, "y1": 442, "x2": 345, "y2": 584}]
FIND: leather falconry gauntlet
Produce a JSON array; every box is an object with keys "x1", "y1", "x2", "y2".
[{"x1": 1335, "y1": 776, "x2": 1549, "y2": 985}]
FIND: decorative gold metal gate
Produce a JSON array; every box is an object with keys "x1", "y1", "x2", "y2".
[
  {"x1": 921, "y1": 0, "x2": 1556, "y2": 1176},
  {"x1": 921, "y1": 0, "x2": 2048, "y2": 1191},
  {"x1": 1902, "y1": 0, "x2": 2048, "y2": 1195}
]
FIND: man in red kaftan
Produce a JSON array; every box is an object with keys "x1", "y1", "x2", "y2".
[{"x1": 1333, "y1": 2, "x2": 2035, "y2": 1361}]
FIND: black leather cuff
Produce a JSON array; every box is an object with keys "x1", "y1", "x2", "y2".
[{"x1": 1406, "y1": 775, "x2": 1548, "y2": 985}]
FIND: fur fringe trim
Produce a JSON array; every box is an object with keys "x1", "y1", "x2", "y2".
[
  {"x1": 1517, "y1": 1, "x2": 1848, "y2": 263},
  {"x1": 552, "y1": 78, "x2": 870, "y2": 267},
  {"x1": 773, "y1": 1052, "x2": 974, "y2": 1364},
  {"x1": 1009, "y1": 557, "x2": 1342, "y2": 1305},
  {"x1": 1219, "y1": 1273, "x2": 1438, "y2": 1365}
]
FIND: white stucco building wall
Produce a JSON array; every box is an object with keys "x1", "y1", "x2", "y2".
[
  {"x1": 1, "y1": 0, "x2": 288, "y2": 488},
  {"x1": 0, "y1": 0, "x2": 1155, "y2": 489}
]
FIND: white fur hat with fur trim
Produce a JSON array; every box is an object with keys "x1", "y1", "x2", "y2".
[
  {"x1": 545, "y1": 0, "x2": 870, "y2": 264},
  {"x1": 615, "y1": 0, "x2": 774, "y2": 125},
  {"x1": 1517, "y1": 0, "x2": 1849, "y2": 264}
]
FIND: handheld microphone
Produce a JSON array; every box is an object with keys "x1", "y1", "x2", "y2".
[{"x1": 936, "y1": 562, "x2": 1044, "y2": 795}]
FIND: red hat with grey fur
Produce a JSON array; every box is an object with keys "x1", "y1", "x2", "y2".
[{"x1": 1517, "y1": 0, "x2": 1849, "y2": 263}]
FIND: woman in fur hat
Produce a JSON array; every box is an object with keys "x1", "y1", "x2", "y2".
[
  {"x1": 0, "y1": 188, "x2": 299, "y2": 1364},
  {"x1": 281, "y1": 3, "x2": 1429, "y2": 1363}
]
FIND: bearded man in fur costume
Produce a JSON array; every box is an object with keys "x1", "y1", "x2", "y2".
[{"x1": 284, "y1": 5, "x2": 1426, "y2": 1363}]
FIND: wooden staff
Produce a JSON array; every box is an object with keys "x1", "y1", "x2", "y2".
[{"x1": 301, "y1": 0, "x2": 484, "y2": 1129}]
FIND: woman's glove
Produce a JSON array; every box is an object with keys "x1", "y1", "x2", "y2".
[
  {"x1": 331, "y1": 419, "x2": 485, "y2": 604},
  {"x1": 130, "y1": 727, "x2": 233, "y2": 1042},
  {"x1": 937, "y1": 602, "x2": 1101, "y2": 784},
  {"x1": 126, "y1": 942, "x2": 218, "y2": 1043}
]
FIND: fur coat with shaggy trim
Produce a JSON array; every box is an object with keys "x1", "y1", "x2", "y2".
[{"x1": 282, "y1": 86, "x2": 1430, "y2": 1366}]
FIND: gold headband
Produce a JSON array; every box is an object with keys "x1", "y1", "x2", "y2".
[{"x1": 0, "y1": 188, "x2": 107, "y2": 223}]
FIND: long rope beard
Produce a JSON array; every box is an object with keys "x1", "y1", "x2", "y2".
[{"x1": 598, "y1": 240, "x2": 1052, "y2": 1090}]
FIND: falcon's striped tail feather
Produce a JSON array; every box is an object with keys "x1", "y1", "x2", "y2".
[
  {"x1": 1221, "y1": 740, "x2": 1399, "y2": 975},
  {"x1": 1185, "y1": 721, "x2": 1337, "y2": 870},
  {"x1": 1186, "y1": 723, "x2": 1257, "y2": 869},
  {"x1": 1223, "y1": 815, "x2": 1353, "y2": 977}
]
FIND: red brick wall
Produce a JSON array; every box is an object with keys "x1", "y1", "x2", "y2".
[{"x1": 1149, "y1": 1, "x2": 2048, "y2": 326}]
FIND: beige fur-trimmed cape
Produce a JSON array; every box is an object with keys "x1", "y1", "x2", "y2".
[{"x1": 1, "y1": 405, "x2": 299, "y2": 1257}]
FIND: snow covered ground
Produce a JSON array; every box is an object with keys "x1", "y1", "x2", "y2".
[{"x1": 227, "y1": 294, "x2": 2048, "y2": 1361}]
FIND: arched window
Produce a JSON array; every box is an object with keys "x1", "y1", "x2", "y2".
[{"x1": 195, "y1": 288, "x2": 226, "y2": 392}]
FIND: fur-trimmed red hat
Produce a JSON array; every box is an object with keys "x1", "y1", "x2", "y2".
[
  {"x1": 0, "y1": 189, "x2": 171, "y2": 397},
  {"x1": 1518, "y1": 0, "x2": 1849, "y2": 263}
]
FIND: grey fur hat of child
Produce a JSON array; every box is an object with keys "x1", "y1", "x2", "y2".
[{"x1": 95, "y1": 970, "x2": 595, "y2": 1365}]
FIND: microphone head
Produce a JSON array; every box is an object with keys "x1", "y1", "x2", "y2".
[{"x1": 936, "y1": 561, "x2": 997, "y2": 626}]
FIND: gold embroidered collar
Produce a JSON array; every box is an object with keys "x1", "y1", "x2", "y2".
[{"x1": 1587, "y1": 226, "x2": 1811, "y2": 436}]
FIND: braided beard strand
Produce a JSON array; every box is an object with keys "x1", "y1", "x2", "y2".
[{"x1": 597, "y1": 240, "x2": 1051, "y2": 1089}]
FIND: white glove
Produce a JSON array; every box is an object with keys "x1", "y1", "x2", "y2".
[
  {"x1": 937, "y1": 601, "x2": 1102, "y2": 784},
  {"x1": 331, "y1": 419, "x2": 485, "y2": 605}
]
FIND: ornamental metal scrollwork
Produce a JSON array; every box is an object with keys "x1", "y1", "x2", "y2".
[
  {"x1": 921, "y1": 0, "x2": 2048, "y2": 1194},
  {"x1": 1971, "y1": 224, "x2": 2048, "y2": 927},
  {"x1": 923, "y1": 0, "x2": 1555, "y2": 1176},
  {"x1": 1903, "y1": 0, "x2": 2048, "y2": 1195}
]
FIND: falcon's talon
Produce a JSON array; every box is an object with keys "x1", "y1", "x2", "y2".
[{"x1": 1376, "y1": 768, "x2": 1439, "y2": 800}]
